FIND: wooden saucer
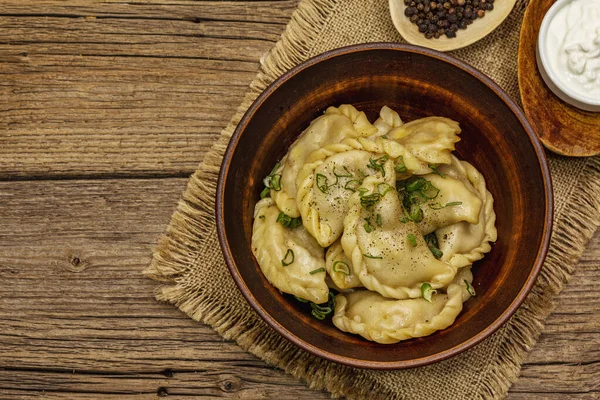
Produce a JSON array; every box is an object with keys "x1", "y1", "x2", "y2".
[
  {"x1": 518, "y1": 0, "x2": 600, "y2": 157},
  {"x1": 389, "y1": 0, "x2": 517, "y2": 52}
]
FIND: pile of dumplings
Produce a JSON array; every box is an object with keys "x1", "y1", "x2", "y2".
[{"x1": 251, "y1": 104, "x2": 497, "y2": 344}]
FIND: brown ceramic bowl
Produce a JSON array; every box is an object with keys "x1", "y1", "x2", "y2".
[{"x1": 216, "y1": 43, "x2": 553, "y2": 369}]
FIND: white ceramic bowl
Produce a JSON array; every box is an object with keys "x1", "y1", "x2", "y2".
[{"x1": 536, "y1": 0, "x2": 600, "y2": 112}]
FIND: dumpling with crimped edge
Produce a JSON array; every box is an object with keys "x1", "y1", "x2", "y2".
[
  {"x1": 251, "y1": 198, "x2": 329, "y2": 304},
  {"x1": 434, "y1": 156, "x2": 498, "y2": 269},
  {"x1": 341, "y1": 176, "x2": 457, "y2": 299},
  {"x1": 271, "y1": 105, "x2": 377, "y2": 218},
  {"x1": 332, "y1": 283, "x2": 467, "y2": 344},
  {"x1": 398, "y1": 172, "x2": 483, "y2": 235},
  {"x1": 295, "y1": 147, "x2": 396, "y2": 247},
  {"x1": 386, "y1": 116, "x2": 461, "y2": 165},
  {"x1": 372, "y1": 106, "x2": 403, "y2": 138},
  {"x1": 325, "y1": 239, "x2": 362, "y2": 290}
]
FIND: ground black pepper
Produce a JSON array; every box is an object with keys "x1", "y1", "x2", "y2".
[{"x1": 403, "y1": 0, "x2": 495, "y2": 39}]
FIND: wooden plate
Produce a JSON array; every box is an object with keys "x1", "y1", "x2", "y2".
[
  {"x1": 389, "y1": 0, "x2": 517, "y2": 52},
  {"x1": 518, "y1": 0, "x2": 600, "y2": 156}
]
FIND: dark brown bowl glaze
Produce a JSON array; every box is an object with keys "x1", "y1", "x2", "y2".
[{"x1": 216, "y1": 43, "x2": 553, "y2": 369}]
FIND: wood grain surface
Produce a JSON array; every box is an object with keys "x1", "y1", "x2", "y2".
[{"x1": 0, "y1": 1, "x2": 597, "y2": 399}]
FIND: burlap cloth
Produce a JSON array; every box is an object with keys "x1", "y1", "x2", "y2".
[{"x1": 145, "y1": 1, "x2": 600, "y2": 398}]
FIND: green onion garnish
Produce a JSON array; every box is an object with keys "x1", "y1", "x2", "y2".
[
  {"x1": 360, "y1": 193, "x2": 382, "y2": 210},
  {"x1": 357, "y1": 169, "x2": 368, "y2": 178},
  {"x1": 421, "y1": 283, "x2": 436, "y2": 303},
  {"x1": 409, "y1": 204, "x2": 424, "y2": 223},
  {"x1": 333, "y1": 166, "x2": 353, "y2": 178},
  {"x1": 258, "y1": 215, "x2": 265, "y2": 219},
  {"x1": 333, "y1": 261, "x2": 350, "y2": 275},
  {"x1": 377, "y1": 182, "x2": 394, "y2": 196},
  {"x1": 407, "y1": 233, "x2": 417, "y2": 247},
  {"x1": 376, "y1": 213, "x2": 382, "y2": 227},
  {"x1": 276, "y1": 212, "x2": 302, "y2": 228},
  {"x1": 309, "y1": 267, "x2": 326, "y2": 275},
  {"x1": 363, "y1": 253, "x2": 383, "y2": 259},
  {"x1": 428, "y1": 201, "x2": 463, "y2": 210},
  {"x1": 364, "y1": 218, "x2": 374, "y2": 233},
  {"x1": 428, "y1": 164, "x2": 446, "y2": 178},
  {"x1": 395, "y1": 155, "x2": 408, "y2": 173},
  {"x1": 281, "y1": 249, "x2": 294, "y2": 266},
  {"x1": 358, "y1": 187, "x2": 369, "y2": 196},
  {"x1": 316, "y1": 173, "x2": 329, "y2": 193},
  {"x1": 309, "y1": 291, "x2": 336, "y2": 320},
  {"x1": 294, "y1": 296, "x2": 309, "y2": 303},
  {"x1": 344, "y1": 180, "x2": 360, "y2": 192},
  {"x1": 465, "y1": 280, "x2": 476, "y2": 297},
  {"x1": 260, "y1": 187, "x2": 271, "y2": 199},
  {"x1": 424, "y1": 232, "x2": 443, "y2": 259},
  {"x1": 367, "y1": 155, "x2": 390, "y2": 177}
]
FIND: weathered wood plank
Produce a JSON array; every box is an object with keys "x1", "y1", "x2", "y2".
[
  {"x1": 0, "y1": 1, "x2": 298, "y2": 178},
  {"x1": 0, "y1": 178, "x2": 597, "y2": 398}
]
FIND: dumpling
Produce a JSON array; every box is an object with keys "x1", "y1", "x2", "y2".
[
  {"x1": 295, "y1": 148, "x2": 395, "y2": 247},
  {"x1": 386, "y1": 117, "x2": 461, "y2": 165},
  {"x1": 372, "y1": 106, "x2": 403, "y2": 137},
  {"x1": 251, "y1": 198, "x2": 329, "y2": 304},
  {"x1": 405, "y1": 173, "x2": 483, "y2": 235},
  {"x1": 332, "y1": 283, "x2": 466, "y2": 344},
  {"x1": 325, "y1": 240, "x2": 362, "y2": 290},
  {"x1": 341, "y1": 176, "x2": 456, "y2": 299},
  {"x1": 435, "y1": 157, "x2": 497, "y2": 269},
  {"x1": 271, "y1": 105, "x2": 377, "y2": 218}
]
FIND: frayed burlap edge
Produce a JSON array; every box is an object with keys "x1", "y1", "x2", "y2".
[{"x1": 144, "y1": 0, "x2": 600, "y2": 397}]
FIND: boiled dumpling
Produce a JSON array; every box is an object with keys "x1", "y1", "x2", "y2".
[
  {"x1": 341, "y1": 176, "x2": 456, "y2": 299},
  {"x1": 435, "y1": 157, "x2": 497, "y2": 269},
  {"x1": 252, "y1": 198, "x2": 329, "y2": 304},
  {"x1": 295, "y1": 141, "x2": 401, "y2": 247},
  {"x1": 413, "y1": 173, "x2": 483, "y2": 235},
  {"x1": 372, "y1": 106, "x2": 403, "y2": 137},
  {"x1": 271, "y1": 105, "x2": 377, "y2": 218},
  {"x1": 332, "y1": 283, "x2": 466, "y2": 344},
  {"x1": 387, "y1": 117, "x2": 461, "y2": 165},
  {"x1": 325, "y1": 240, "x2": 362, "y2": 290}
]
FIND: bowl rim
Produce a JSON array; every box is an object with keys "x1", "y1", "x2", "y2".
[{"x1": 216, "y1": 42, "x2": 554, "y2": 370}]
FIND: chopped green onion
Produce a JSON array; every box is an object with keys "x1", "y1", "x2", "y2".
[
  {"x1": 428, "y1": 164, "x2": 446, "y2": 178},
  {"x1": 309, "y1": 267, "x2": 326, "y2": 275},
  {"x1": 377, "y1": 182, "x2": 394, "y2": 196},
  {"x1": 294, "y1": 296, "x2": 309, "y2": 303},
  {"x1": 424, "y1": 232, "x2": 443, "y2": 259},
  {"x1": 465, "y1": 280, "x2": 476, "y2": 297},
  {"x1": 421, "y1": 283, "x2": 436, "y2": 303},
  {"x1": 407, "y1": 233, "x2": 417, "y2": 247},
  {"x1": 316, "y1": 173, "x2": 329, "y2": 193},
  {"x1": 406, "y1": 177, "x2": 426, "y2": 192},
  {"x1": 364, "y1": 218, "x2": 374, "y2": 233},
  {"x1": 409, "y1": 203, "x2": 424, "y2": 223},
  {"x1": 376, "y1": 213, "x2": 383, "y2": 227},
  {"x1": 360, "y1": 193, "x2": 382, "y2": 210},
  {"x1": 308, "y1": 291, "x2": 336, "y2": 320},
  {"x1": 333, "y1": 166, "x2": 353, "y2": 178},
  {"x1": 281, "y1": 249, "x2": 294, "y2": 266},
  {"x1": 357, "y1": 169, "x2": 368, "y2": 178},
  {"x1": 333, "y1": 261, "x2": 350, "y2": 275},
  {"x1": 428, "y1": 201, "x2": 463, "y2": 210},
  {"x1": 395, "y1": 156, "x2": 408, "y2": 173},
  {"x1": 358, "y1": 187, "x2": 369, "y2": 196},
  {"x1": 260, "y1": 187, "x2": 271, "y2": 199},
  {"x1": 367, "y1": 155, "x2": 390, "y2": 177},
  {"x1": 363, "y1": 253, "x2": 383, "y2": 259},
  {"x1": 276, "y1": 212, "x2": 302, "y2": 228},
  {"x1": 344, "y1": 180, "x2": 360, "y2": 192},
  {"x1": 258, "y1": 215, "x2": 265, "y2": 219}
]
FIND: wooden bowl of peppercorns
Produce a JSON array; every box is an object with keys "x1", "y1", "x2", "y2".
[{"x1": 390, "y1": 0, "x2": 517, "y2": 51}]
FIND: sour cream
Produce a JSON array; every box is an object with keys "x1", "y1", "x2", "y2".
[{"x1": 537, "y1": 0, "x2": 600, "y2": 111}]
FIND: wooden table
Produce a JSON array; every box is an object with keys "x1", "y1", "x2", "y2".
[{"x1": 1, "y1": 1, "x2": 598, "y2": 398}]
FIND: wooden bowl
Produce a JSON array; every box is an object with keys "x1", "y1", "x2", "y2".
[
  {"x1": 389, "y1": 0, "x2": 517, "y2": 52},
  {"x1": 518, "y1": 0, "x2": 600, "y2": 156},
  {"x1": 216, "y1": 43, "x2": 553, "y2": 369}
]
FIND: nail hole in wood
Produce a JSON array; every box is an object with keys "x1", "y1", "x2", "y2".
[{"x1": 157, "y1": 387, "x2": 168, "y2": 397}]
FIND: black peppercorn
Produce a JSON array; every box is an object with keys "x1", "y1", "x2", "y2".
[
  {"x1": 446, "y1": 30, "x2": 457, "y2": 38},
  {"x1": 477, "y1": 9, "x2": 485, "y2": 18},
  {"x1": 425, "y1": 31, "x2": 434, "y2": 39},
  {"x1": 410, "y1": 14, "x2": 419, "y2": 22},
  {"x1": 419, "y1": 23, "x2": 428, "y2": 32},
  {"x1": 447, "y1": 14, "x2": 457, "y2": 22}
]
